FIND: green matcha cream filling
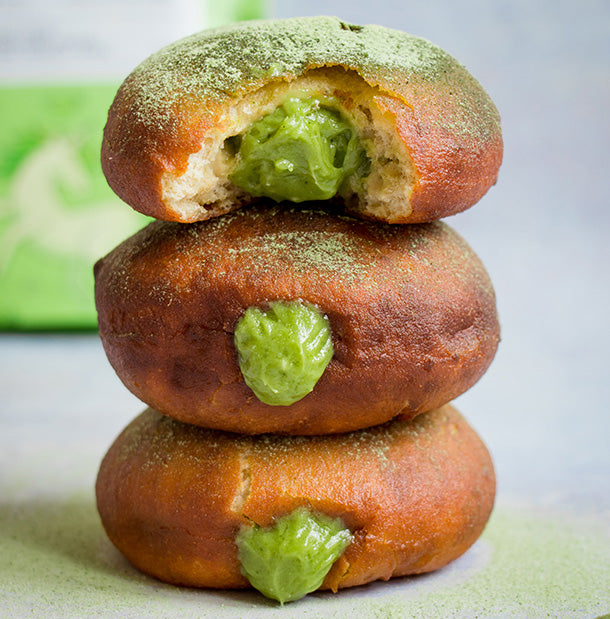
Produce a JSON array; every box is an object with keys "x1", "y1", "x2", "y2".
[
  {"x1": 229, "y1": 96, "x2": 370, "y2": 202},
  {"x1": 234, "y1": 301, "x2": 333, "y2": 406},
  {"x1": 236, "y1": 507, "x2": 353, "y2": 604}
]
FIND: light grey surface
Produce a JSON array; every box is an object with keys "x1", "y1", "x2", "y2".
[{"x1": 2, "y1": 1, "x2": 609, "y2": 616}]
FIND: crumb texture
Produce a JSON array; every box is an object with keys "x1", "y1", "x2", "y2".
[{"x1": 102, "y1": 16, "x2": 502, "y2": 223}]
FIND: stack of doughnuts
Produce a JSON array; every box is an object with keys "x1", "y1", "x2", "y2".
[{"x1": 94, "y1": 16, "x2": 502, "y2": 603}]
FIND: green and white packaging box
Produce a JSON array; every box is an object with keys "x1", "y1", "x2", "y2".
[{"x1": 0, "y1": 0, "x2": 266, "y2": 330}]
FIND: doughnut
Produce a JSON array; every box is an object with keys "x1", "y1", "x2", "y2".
[
  {"x1": 101, "y1": 16, "x2": 503, "y2": 224},
  {"x1": 95, "y1": 404, "x2": 496, "y2": 601},
  {"x1": 93, "y1": 202, "x2": 500, "y2": 435}
]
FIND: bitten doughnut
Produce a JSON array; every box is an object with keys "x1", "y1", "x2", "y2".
[
  {"x1": 94, "y1": 202, "x2": 500, "y2": 435},
  {"x1": 101, "y1": 16, "x2": 502, "y2": 224},
  {"x1": 96, "y1": 405, "x2": 496, "y2": 598}
]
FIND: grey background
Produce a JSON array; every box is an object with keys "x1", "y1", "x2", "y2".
[{"x1": 269, "y1": 0, "x2": 610, "y2": 509}]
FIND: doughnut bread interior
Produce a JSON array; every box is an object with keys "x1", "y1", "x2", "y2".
[
  {"x1": 161, "y1": 67, "x2": 417, "y2": 223},
  {"x1": 95, "y1": 404, "x2": 496, "y2": 597},
  {"x1": 101, "y1": 16, "x2": 503, "y2": 224}
]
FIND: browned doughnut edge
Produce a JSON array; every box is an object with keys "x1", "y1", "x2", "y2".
[
  {"x1": 94, "y1": 202, "x2": 500, "y2": 435},
  {"x1": 101, "y1": 17, "x2": 502, "y2": 223},
  {"x1": 96, "y1": 404, "x2": 496, "y2": 592}
]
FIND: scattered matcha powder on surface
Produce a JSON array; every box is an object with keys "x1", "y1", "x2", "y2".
[
  {"x1": 346, "y1": 505, "x2": 610, "y2": 619},
  {"x1": 2, "y1": 487, "x2": 609, "y2": 617}
]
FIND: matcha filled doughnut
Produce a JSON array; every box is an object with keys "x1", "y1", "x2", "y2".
[
  {"x1": 94, "y1": 202, "x2": 500, "y2": 435},
  {"x1": 101, "y1": 16, "x2": 502, "y2": 224},
  {"x1": 95, "y1": 405, "x2": 496, "y2": 601}
]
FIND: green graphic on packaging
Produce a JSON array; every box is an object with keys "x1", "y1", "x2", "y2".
[
  {"x1": 0, "y1": 0, "x2": 268, "y2": 331},
  {"x1": 0, "y1": 84, "x2": 150, "y2": 330},
  {"x1": 208, "y1": 0, "x2": 266, "y2": 24}
]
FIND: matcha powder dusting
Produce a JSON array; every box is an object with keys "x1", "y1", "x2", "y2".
[
  {"x1": 352, "y1": 506, "x2": 610, "y2": 619},
  {"x1": 125, "y1": 15, "x2": 499, "y2": 143},
  {"x1": 2, "y1": 497, "x2": 608, "y2": 617}
]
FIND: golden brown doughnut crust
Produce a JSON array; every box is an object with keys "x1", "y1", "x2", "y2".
[
  {"x1": 94, "y1": 202, "x2": 500, "y2": 435},
  {"x1": 96, "y1": 405, "x2": 495, "y2": 592},
  {"x1": 101, "y1": 16, "x2": 502, "y2": 223}
]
